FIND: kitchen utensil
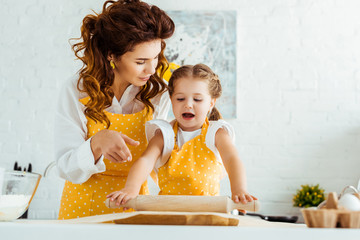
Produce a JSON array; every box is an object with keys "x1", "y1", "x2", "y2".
[
  {"x1": 43, "y1": 161, "x2": 56, "y2": 177},
  {"x1": 13, "y1": 162, "x2": 32, "y2": 173},
  {"x1": 13, "y1": 162, "x2": 21, "y2": 171},
  {"x1": 12, "y1": 162, "x2": 33, "y2": 219},
  {"x1": 105, "y1": 195, "x2": 259, "y2": 213},
  {"x1": 0, "y1": 171, "x2": 41, "y2": 221},
  {"x1": 241, "y1": 212, "x2": 298, "y2": 223},
  {"x1": 27, "y1": 163, "x2": 32, "y2": 173}
]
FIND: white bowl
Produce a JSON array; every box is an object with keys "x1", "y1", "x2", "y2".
[{"x1": 0, "y1": 170, "x2": 41, "y2": 221}]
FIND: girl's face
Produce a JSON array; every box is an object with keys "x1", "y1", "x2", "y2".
[
  {"x1": 111, "y1": 39, "x2": 161, "y2": 87},
  {"x1": 171, "y1": 77, "x2": 216, "y2": 131}
]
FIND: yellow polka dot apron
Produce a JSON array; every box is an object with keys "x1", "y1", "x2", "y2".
[
  {"x1": 58, "y1": 97, "x2": 153, "y2": 219},
  {"x1": 158, "y1": 118, "x2": 223, "y2": 196}
]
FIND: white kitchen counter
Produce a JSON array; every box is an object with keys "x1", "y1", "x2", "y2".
[{"x1": 1, "y1": 219, "x2": 359, "y2": 240}]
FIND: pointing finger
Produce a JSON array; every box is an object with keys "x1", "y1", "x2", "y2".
[{"x1": 121, "y1": 133, "x2": 140, "y2": 146}]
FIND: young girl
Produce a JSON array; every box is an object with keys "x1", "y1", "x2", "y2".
[{"x1": 107, "y1": 64, "x2": 256, "y2": 206}]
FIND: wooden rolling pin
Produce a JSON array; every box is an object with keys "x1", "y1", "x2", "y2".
[{"x1": 105, "y1": 195, "x2": 259, "y2": 213}]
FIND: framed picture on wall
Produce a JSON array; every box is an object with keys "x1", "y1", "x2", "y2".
[{"x1": 165, "y1": 11, "x2": 237, "y2": 119}]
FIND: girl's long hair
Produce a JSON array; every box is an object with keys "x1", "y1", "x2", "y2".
[
  {"x1": 168, "y1": 64, "x2": 223, "y2": 121},
  {"x1": 71, "y1": 0, "x2": 175, "y2": 127}
]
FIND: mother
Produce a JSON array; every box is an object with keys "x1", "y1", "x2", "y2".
[{"x1": 55, "y1": 0, "x2": 175, "y2": 219}]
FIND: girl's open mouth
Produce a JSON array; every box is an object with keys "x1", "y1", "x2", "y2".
[{"x1": 182, "y1": 113, "x2": 195, "y2": 120}]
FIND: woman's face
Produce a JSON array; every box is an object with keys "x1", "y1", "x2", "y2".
[
  {"x1": 171, "y1": 77, "x2": 216, "y2": 132},
  {"x1": 112, "y1": 39, "x2": 162, "y2": 87}
]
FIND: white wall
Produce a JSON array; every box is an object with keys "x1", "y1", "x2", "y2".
[{"x1": 1, "y1": 0, "x2": 360, "y2": 219}]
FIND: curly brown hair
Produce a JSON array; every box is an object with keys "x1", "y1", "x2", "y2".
[
  {"x1": 168, "y1": 64, "x2": 223, "y2": 121},
  {"x1": 71, "y1": 0, "x2": 175, "y2": 127}
]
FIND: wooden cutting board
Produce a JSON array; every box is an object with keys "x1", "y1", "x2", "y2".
[
  {"x1": 51, "y1": 212, "x2": 239, "y2": 226},
  {"x1": 112, "y1": 212, "x2": 239, "y2": 226}
]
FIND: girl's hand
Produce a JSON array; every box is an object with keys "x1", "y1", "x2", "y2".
[
  {"x1": 91, "y1": 129, "x2": 140, "y2": 163},
  {"x1": 232, "y1": 191, "x2": 258, "y2": 214},
  {"x1": 232, "y1": 191, "x2": 257, "y2": 204},
  {"x1": 106, "y1": 188, "x2": 139, "y2": 209}
]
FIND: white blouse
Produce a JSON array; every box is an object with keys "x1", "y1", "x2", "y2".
[
  {"x1": 145, "y1": 119, "x2": 235, "y2": 173},
  {"x1": 54, "y1": 76, "x2": 171, "y2": 184}
]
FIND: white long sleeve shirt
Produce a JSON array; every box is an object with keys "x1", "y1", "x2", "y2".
[{"x1": 54, "y1": 77, "x2": 171, "y2": 184}]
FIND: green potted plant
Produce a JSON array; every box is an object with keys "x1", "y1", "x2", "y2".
[{"x1": 293, "y1": 184, "x2": 325, "y2": 208}]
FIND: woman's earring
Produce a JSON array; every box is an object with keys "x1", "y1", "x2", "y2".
[{"x1": 110, "y1": 60, "x2": 115, "y2": 69}]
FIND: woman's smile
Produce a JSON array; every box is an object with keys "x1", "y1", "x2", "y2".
[{"x1": 139, "y1": 75, "x2": 151, "y2": 81}]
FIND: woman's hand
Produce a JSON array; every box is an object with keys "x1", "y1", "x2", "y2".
[
  {"x1": 106, "y1": 188, "x2": 139, "y2": 209},
  {"x1": 91, "y1": 129, "x2": 139, "y2": 163}
]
